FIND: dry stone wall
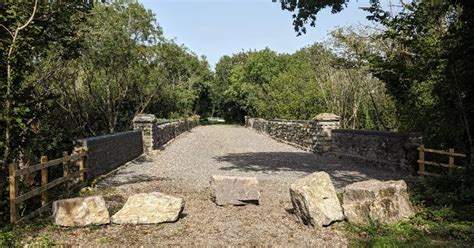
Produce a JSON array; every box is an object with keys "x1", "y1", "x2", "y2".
[
  {"x1": 74, "y1": 114, "x2": 199, "y2": 182},
  {"x1": 76, "y1": 130, "x2": 143, "y2": 181},
  {"x1": 331, "y1": 129, "x2": 422, "y2": 173},
  {"x1": 133, "y1": 114, "x2": 200, "y2": 153},
  {"x1": 245, "y1": 114, "x2": 340, "y2": 153},
  {"x1": 245, "y1": 114, "x2": 422, "y2": 173}
]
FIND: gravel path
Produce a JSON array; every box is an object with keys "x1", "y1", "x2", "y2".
[{"x1": 23, "y1": 125, "x2": 407, "y2": 247}]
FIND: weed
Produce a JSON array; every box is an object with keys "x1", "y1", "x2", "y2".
[
  {"x1": 96, "y1": 236, "x2": 112, "y2": 244},
  {"x1": 0, "y1": 229, "x2": 14, "y2": 247}
]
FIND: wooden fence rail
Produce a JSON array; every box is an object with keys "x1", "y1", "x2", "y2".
[
  {"x1": 9, "y1": 148, "x2": 86, "y2": 224},
  {"x1": 418, "y1": 145, "x2": 466, "y2": 177}
]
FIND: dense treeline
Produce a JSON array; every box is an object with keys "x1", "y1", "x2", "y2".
[
  {"x1": 213, "y1": 0, "x2": 474, "y2": 153},
  {"x1": 211, "y1": 40, "x2": 397, "y2": 130},
  {"x1": 0, "y1": 1, "x2": 212, "y2": 223}
]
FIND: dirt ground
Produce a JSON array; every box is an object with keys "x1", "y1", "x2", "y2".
[{"x1": 17, "y1": 125, "x2": 408, "y2": 247}]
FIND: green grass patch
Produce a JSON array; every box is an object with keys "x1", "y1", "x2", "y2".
[
  {"x1": 0, "y1": 229, "x2": 14, "y2": 247},
  {"x1": 96, "y1": 236, "x2": 112, "y2": 244}
]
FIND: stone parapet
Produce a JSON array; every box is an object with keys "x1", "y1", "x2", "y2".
[
  {"x1": 246, "y1": 114, "x2": 340, "y2": 153},
  {"x1": 245, "y1": 114, "x2": 422, "y2": 174},
  {"x1": 133, "y1": 114, "x2": 200, "y2": 153},
  {"x1": 76, "y1": 130, "x2": 143, "y2": 181}
]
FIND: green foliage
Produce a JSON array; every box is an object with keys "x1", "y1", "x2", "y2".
[
  {"x1": 361, "y1": 1, "x2": 474, "y2": 152},
  {"x1": 0, "y1": 0, "x2": 93, "y2": 226},
  {"x1": 0, "y1": 0, "x2": 212, "y2": 224},
  {"x1": 411, "y1": 168, "x2": 474, "y2": 208},
  {"x1": 212, "y1": 42, "x2": 397, "y2": 126},
  {"x1": 276, "y1": 0, "x2": 349, "y2": 35},
  {"x1": 96, "y1": 236, "x2": 112, "y2": 244},
  {"x1": 0, "y1": 229, "x2": 14, "y2": 247}
]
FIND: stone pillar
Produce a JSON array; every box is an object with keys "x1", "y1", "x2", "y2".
[
  {"x1": 313, "y1": 113, "x2": 340, "y2": 152},
  {"x1": 133, "y1": 114, "x2": 157, "y2": 154}
]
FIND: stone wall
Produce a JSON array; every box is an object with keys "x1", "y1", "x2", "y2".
[
  {"x1": 330, "y1": 129, "x2": 422, "y2": 173},
  {"x1": 133, "y1": 114, "x2": 200, "y2": 153},
  {"x1": 245, "y1": 113, "x2": 340, "y2": 153},
  {"x1": 76, "y1": 130, "x2": 143, "y2": 181},
  {"x1": 245, "y1": 114, "x2": 422, "y2": 173}
]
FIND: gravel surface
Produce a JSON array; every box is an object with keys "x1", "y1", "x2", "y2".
[{"x1": 20, "y1": 125, "x2": 408, "y2": 247}]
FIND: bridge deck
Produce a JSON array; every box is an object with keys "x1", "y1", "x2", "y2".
[{"x1": 24, "y1": 125, "x2": 408, "y2": 246}]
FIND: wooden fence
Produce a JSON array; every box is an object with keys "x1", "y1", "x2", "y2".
[
  {"x1": 418, "y1": 145, "x2": 466, "y2": 177},
  {"x1": 9, "y1": 148, "x2": 86, "y2": 224}
]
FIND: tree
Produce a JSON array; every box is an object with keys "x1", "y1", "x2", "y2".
[
  {"x1": 361, "y1": 1, "x2": 473, "y2": 153},
  {"x1": 0, "y1": 0, "x2": 92, "y2": 224},
  {"x1": 276, "y1": 0, "x2": 349, "y2": 35}
]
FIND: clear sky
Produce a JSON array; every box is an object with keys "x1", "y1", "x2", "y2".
[{"x1": 139, "y1": 0, "x2": 382, "y2": 67}]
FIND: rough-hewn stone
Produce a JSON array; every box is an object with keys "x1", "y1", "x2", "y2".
[
  {"x1": 331, "y1": 130, "x2": 422, "y2": 173},
  {"x1": 133, "y1": 115, "x2": 200, "y2": 153},
  {"x1": 111, "y1": 192, "x2": 184, "y2": 224},
  {"x1": 246, "y1": 117, "x2": 339, "y2": 153},
  {"x1": 313, "y1": 113, "x2": 340, "y2": 121},
  {"x1": 290, "y1": 172, "x2": 344, "y2": 227},
  {"x1": 133, "y1": 114, "x2": 158, "y2": 123},
  {"x1": 210, "y1": 175, "x2": 260, "y2": 206},
  {"x1": 342, "y1": 179, "x2": 415, "y2": 224},
  {"x1": 245, "y1": 116, "x2": 422, "y2": 173},
  {"x1": 52, "y1": 196, "x2": 110, "y2": 226}
]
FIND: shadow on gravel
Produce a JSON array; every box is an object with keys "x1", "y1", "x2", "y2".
[
  {"x1": 98, "y1": 170, "x2": 170, "y2": 187},
  {"x1": 215, "y1": 152, "x2": 406, "y2": 188}
]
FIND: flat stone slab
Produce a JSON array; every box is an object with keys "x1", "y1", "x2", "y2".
[
  {"x1": 290, "y1": 172, "x2": 344, "y2": 227},
  {"x1": 210, "y1": 175, "x2": 260, "y2": 206},
  {"x1": 52, "y1": 196, "x2": 110, "y2": 226},
  {"x1": 343, "y1": 179, "x2": 415, "y2": 224},
  {"x1": 111, "y1": 192, "x2": 184, "y2": 224}
]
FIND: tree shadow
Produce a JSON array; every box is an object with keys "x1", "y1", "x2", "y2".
[
  {"x1": 97, "y1": 170, "x2": 170, "y2": 187},
  {"x1": 215, "y1": 152, "x2": 407, "y2": 188}
]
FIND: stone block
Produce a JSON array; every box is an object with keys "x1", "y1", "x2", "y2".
[
  {"x1": 342, "y1": 179, "x2": 415, "y2": 224},
  {"x1": 52, "y1": 196, "x2": 110, "y2": 226},
  {"x1": 290, "y1": 172, "x2": 344, "y2": 227},
  {"x1": 112, "y1": 192, "x2": 184, "y2": 224},
  {"x1": 210, "y1": 175, "x2": 260, "y2": 206}
]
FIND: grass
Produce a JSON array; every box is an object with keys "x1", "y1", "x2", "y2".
[
  {"x1": 96, "y1": 236, "x2": 112, "y2": 244},
  {"x1": 344, "y1": 176, "x2": 474, "y2": 247},
  {"x1": 0, "y1": 229, "x2": 14, "y2": 247}
]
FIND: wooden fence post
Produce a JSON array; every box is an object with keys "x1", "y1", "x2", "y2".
[
  {"x1": 40, "y1": 156, "x2": 48, "y2": 206},
  {"x1": 76, "y1": 148, "x2": 85, "y2": 183},
  {"x1": 63, "y1": 151, "x2": 70, "y2": 196},
  {"x1": 9, "y1": 163, "x2": 19, "y2": 224},
  {"x1": 418, "y1": 145, "x2": 425, "y2": 175},
  {"x1": 448, "y1": 148, "x2": 455, "y2": 176}
]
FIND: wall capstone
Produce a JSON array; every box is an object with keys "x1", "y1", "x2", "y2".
[{"x1": 133, "y1": 114, "x2": 200, "y2": 154}]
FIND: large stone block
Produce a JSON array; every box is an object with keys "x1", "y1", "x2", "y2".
[
  {"x1": 52, "y1": 196, "x2": 110, "y2": 226},
  {"x1": 111, "y1": 192, "x2": 184, "y2": 224},
  {"x1": 210, "y1": 175, "x2": 260, "y2": 206},
  {"x1": 342, "y1": 179, "x2": 415, "y2": 224},
  {"x1": 290, "y1": 172, "x2": 344, "y2": 227}
]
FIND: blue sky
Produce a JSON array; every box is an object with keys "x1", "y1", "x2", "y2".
[{"x1": 139, "y1": 0, "x2": 379, "y2": 67}]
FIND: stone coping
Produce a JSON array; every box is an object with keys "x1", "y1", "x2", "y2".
[{"x1": 76, "y1": 130, "x2": 142, "y2": 145}]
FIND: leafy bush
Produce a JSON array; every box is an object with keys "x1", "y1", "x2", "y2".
[{"x1": 0, "y1": 229, "x2": 14, "y2": 247}]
